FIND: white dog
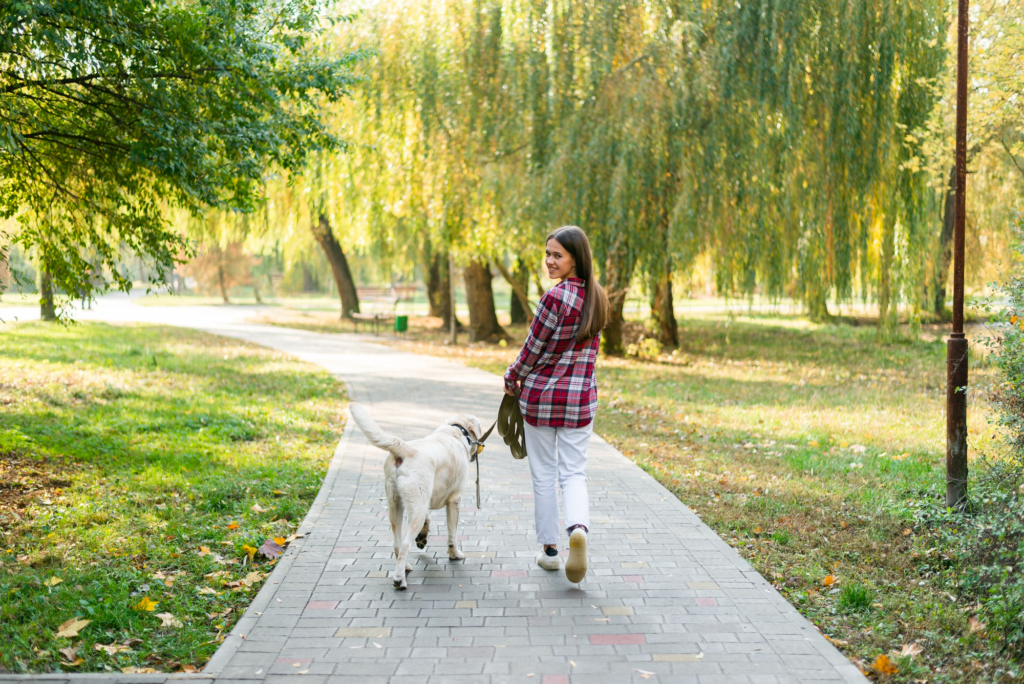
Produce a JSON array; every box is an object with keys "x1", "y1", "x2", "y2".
[{"x1": 348, "y1": 403, "x2": 484, "y2": 590}]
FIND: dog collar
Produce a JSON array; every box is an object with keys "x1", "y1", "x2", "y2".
[{"x1": 452, "y1": 421, "x2": 496, "y2": 461}]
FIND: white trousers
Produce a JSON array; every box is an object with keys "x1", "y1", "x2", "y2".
[{"x1": 523, "y1": 420, "x2": 593, "y2": 546}]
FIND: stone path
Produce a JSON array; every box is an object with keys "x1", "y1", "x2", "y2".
[{"x1": 1, "y1": 301, "x2": 867, "y2": 684}]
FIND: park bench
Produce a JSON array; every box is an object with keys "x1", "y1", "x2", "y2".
[{"x1": 352, "y1": 286, "x2": 417, "y2": 334}]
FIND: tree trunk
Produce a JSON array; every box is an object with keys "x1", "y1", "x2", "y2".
[
  {"x1": 39, "y1": 269, "x2": 56, "y2": 321},
  {"x1": 651, "y1": 267, "x2": 678, "y2": 347},
  {"x1": 934, "y1": 165, "x2": 956, "y2": 318},
  {"x1": 311, "y1": 214, "x2": 360, "y2": 318},
  {"x1": 601, "y1": 239, "x2": 636, "y2": 356},
  {"x1": 463, "y1": 259, "x2": 507, "y2": 342},
  {"x1": 426, "y1": 249, "x2": 462, "y2": 330},
  {"x1": 878, "y1": 214, "x2": 897, "y2": 334},
  {"x1": 509, "y1": 263, "x2": 530, "y2": 324},
  {"x1": 217, "y1": 262, "x2": 230, "y2": 303}
]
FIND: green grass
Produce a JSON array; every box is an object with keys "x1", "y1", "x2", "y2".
[
  {"x1": 377, "y1": 313, "x2": 1013, "y2": 682},
  {"x1": 0, "y1": 321, "x2": 346, "y2": 674}
]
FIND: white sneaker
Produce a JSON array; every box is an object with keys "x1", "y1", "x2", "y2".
[
  {"x1": 536, "y1": 550, "x2": 561, "y2": 571},
  {"x1": 565, "y1": 528, "x2": 588, "y2": 583}
]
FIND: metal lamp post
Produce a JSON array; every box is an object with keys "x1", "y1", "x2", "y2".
[{"x1": 946, "y1": 0, "x2": 970, "y2": 509}]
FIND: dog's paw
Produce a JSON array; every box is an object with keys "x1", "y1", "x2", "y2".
[
  {"x1": 447, "y1": 545, "x2": 466, "y2": 561},
  {"x1": 392, "y1": 574, "x2": 408, "y2": 590},
  {"x1": 415, "y1": 534, "x2": 428, "y2": 550}
]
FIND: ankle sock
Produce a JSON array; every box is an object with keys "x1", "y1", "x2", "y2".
[{"x1": 544, "y1": 547, "x2": 559, "y2": 557}]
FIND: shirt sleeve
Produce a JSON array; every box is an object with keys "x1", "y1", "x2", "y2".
[{"x1": 504, "y1": 290, "x2": 561, "y2": 393}]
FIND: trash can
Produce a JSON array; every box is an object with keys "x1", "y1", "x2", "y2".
[{"x1": 394, "y1": 315, "x2": 409, "y2": 333}]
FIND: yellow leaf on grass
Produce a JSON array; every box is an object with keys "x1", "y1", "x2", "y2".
[
  {"x1": 872, "y1": 654, "x2": 898, "y2": 675},
  {"x1": 155, "y1": 612, "x2": 183, "y2": 628},
  {"x1": 121, "y1": 667, "x2": 159, "y2": 674},
  {"x1": 44, "y1": 577, "x2": 63, "y2": 587},
  {"x1": 822, "y1": 575, "x2": 837, "y2": 587},
  {"x1": 900, "y1": 643, "x2": 923, "y2": 658},
  {"x1": 243, "y1": 544, "x2": 258, "y2": 561},
  {"x1": 273, "y1": 537, "x2": 287, "y2": 546},
  {"x1": 133, "y1": 596, "x2": 158, "y2": 612},
  {"x1": 250, "y1": 503, "x2": 270, "y2": 513},
  {"x1": 227, "y1": 522, "x2": 240, "y2": 530},
  {"x1": 197, "y1": 586, "x2": 218, "y2": 595},
  {"x1": 55, "y1": 618, "x2": 91, "y2": 638},
  {"x1": 968, "y1": 617, "x2": 985, "y2": 633},
  {"x1": 181, "y1": 665, "x2": 199, "y2": 674},
  {"x1": 197, "y1": 546, "x2": 212, "y2": 556},
  {"x1": 94, "y1": 643, "x2": 131, "y2": 655},
  {"x1": 1011, "y1": 315, "x2": 1019, "y2": 325}
]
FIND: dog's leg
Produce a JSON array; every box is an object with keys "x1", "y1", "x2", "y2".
[
  {"x1": 389, "y1": 497, "x2": 406, "y2": 588},
  {"x1": 396, "y1": 508, "x2": 426, "y2": 590},
  {"x1": 446, "y1": 497, "x2": 465, "y2": 560},
  {"x1": 415, "y1": 517, "x2": 430, "y2": 550}
]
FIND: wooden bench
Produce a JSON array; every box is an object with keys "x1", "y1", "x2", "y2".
[{"x1": 352, "y1": 286, "x2": 417, "y2": 334}]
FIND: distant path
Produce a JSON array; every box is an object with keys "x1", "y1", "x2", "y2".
[{"x1": 1, "y1": 296, "x2": 867, "y2": 684}]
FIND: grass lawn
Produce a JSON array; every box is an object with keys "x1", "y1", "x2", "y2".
[
  {"x1": 0, "y1": 321, "x2": 346, "y2": 674},
  {"x1": 253, "y1": 307, "x2": 1011, "y2": 682}
]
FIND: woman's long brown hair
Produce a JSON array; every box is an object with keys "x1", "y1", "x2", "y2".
[{"x1": 547, "y1": 225, "x2": 609, "y2": 341}]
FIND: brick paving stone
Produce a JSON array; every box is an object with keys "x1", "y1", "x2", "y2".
[{"x1": 0, "y1": 306, "x2": 870, "y2": 684}]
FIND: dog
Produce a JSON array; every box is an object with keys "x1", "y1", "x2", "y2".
[{"x1": 348, "y1": 403, "x2": 484, "y2": 589}]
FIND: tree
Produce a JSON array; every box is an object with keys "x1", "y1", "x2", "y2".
[{"x1": 0, "y1": 0, "x2": 361, "y2": 317}]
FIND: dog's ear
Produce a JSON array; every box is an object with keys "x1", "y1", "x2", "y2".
[{"x1": 469, "y1": 416, "x2": 483, "y2": 440}]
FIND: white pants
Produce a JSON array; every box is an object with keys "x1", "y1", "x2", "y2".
[{"x1": 524, "y1": 420, "x2": 593, "y2": 546}]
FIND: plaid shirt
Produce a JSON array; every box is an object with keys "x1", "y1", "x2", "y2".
[{"x1": 503, "y1": 277, "x2": 599, "y2": 428}]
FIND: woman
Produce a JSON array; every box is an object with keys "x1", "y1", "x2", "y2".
[{"x1": 503, "y1": 225, "x2": 609, "y2": 583}]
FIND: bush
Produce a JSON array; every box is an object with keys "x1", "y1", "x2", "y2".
[
  {"x1": 915, "y1": 228, "x2": 1024, "y2": 666},
  {"x1": 626, "y1": 336, "x2": 662, "y2": 360}
]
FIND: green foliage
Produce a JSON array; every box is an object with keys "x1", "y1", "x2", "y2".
[
  {"x1": 838, "y1": 584, "x2": 874, "y2": 612},
  {"x1": 0, "y1": 0, "x2": 361, "y2": 309}
]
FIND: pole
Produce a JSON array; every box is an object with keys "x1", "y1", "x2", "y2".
[
  {"x1": 449, "y1": 253, "x2": 457, "y2": 345},
  {"x1": 946, "y1": 0, "x2": 970, "y2": 510}
]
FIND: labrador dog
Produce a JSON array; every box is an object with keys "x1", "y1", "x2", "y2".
[{"x1": 348, "y1": 403, "x2": 483, "y2": 589}]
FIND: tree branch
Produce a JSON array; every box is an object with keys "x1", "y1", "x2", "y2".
[{"x1": 493, "y1": 259, "x2": 536, "y2": 314}]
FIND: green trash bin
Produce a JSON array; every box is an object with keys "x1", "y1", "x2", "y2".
[{"x1": 394, "y1": 315, "x2": 409, "y2": 333}]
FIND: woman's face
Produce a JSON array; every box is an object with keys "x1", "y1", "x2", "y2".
[{"x1": 545, "y1": 238, "x2": 576, "y2": 281}]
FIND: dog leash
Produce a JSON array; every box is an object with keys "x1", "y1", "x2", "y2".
[
  {"x1": 453, "y1": 391, "x2": 527, "y2": 509},
  {"x1": 455, "y1": 420, "x2": 496, "y2": 509}
]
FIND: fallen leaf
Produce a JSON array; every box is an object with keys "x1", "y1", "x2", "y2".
[
  {"x1": 373, "y1": 642, "x2": 382, "y2": 649},
  {"x1": 65, "y1": 658, "x2": 85, "y2": 667},
  {"x1": 872, "y1": 654, "x2": 898, "y2": 675},
  {"x1": 155, "y1": 612, "x2": 184, "y2": 628},
  {"x1": 152, "y1": 571, "x2": 167, "y2": 580},
  {"x1": 94, "y1": 643, "x2": 131, "y2": 655},
  {"x1": 55, "y1": 618, "x2": 90, "y2": 638},
  {"x1": 824, "y1": 635, "x2": 850, "y2": 647},
  {"x1": 197, "y1": 546, "x2": 212, "y2": 556},
  {"x1": 205, "y1": 570, "x2": 231, "y2": 579},
  {"x1": 297, "y1": 670, "x2": 309, "y2": 675},
  {"x1": 181, "y1": 665, "x2": 199, "y2": 674},
  {"x1": 259, "y1": 538, "x2": 284, "y2": 560},
  {"x1": 242, "y1": 544, "x2": 258, "y2": 561},
  {"x1": 251, "y1": 503, "x2": 269, "y2": 513},
  {"x1": 570, "y1": 660, "x2": 576, "y2": 667},
  {"x1": 273, "y1": 536, "x2": 287, "y2": 546},
  {"x1": 636, "y1": 670, "x2": 655, "y2": 680},
  {"x1": 822, "y1": 575, "x2": 837, "y2": 587},
  {"x1": 58, "y1": 646, "x2": 78, "y2": 662},
  {"x1": 902, "y1": 528, "x2": 912, "y2": 536},
  {"x1": 120, "y1": 667, "x2": 159, "y2": 674},
  {"x1": 197, "y1": 587, "x2": 218, "y2": 595},
  {"x1": 968, "y1": 617, "x2": 985, "y2": 633},
  {"x1": 900, "y1": 643, "x2": 923, "y2": 658},
  {"x1": 133, "y1": 597, "x2": 158, "y2": 612},
  {"x1": 227, "y1": 522, "x2": 239, "y2": 530},
  {"x1": 44, "y1": 577, "x2": 62, "y2": 587}
]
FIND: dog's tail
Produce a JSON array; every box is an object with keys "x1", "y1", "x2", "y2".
[{"x1": 348, "y1": 403, "x2": 416, "y2": 460}]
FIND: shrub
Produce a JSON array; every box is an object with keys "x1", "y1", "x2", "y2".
[{"x1": 626, "y1": 336, "x2": 663, "y2": 360}]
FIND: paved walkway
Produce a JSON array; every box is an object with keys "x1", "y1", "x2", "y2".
[{"x1": 1, "y1": 300, "x2": 866, "y2": 684}]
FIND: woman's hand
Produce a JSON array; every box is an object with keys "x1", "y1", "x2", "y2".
[{"x1": 504, "y1": 386, "x2": 515, "y2": 397}]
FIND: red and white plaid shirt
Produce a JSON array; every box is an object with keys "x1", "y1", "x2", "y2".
[{"x1": 503, "y1": 277, "x2": 599, "y2": 428}]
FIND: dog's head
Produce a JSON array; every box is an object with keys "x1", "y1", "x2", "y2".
[{"x1": 447, "y1": 414, "x2": 483, "y2": 443}]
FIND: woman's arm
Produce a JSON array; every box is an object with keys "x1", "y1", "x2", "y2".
[{"x1": 504, "y1": 292, "x2": 561, "y2": 394}]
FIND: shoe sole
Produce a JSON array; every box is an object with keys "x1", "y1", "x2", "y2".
[{"x1": 565, "y1": 529, "x2": 587, "y2": 583}]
